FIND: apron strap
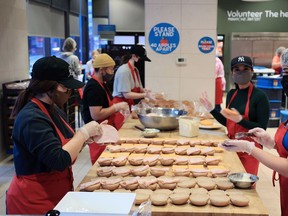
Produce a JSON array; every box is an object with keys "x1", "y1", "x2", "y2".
[{"x1": 31, "y1": 98, "x2": 74, "y2": 144}]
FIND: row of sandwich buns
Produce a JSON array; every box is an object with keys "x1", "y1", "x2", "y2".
[{"x1": 80, "y1": 176, "x2": 249, "y2": 207}]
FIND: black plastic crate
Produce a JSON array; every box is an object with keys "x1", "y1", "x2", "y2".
[
  {"x1": 269, "y1": 100, "x2": 282, "y2": 109},
  {"x1": 258, "y1": 87, "x2": 282, "y2": 101},
  {"x1": 268, "y1": 118, "x2": 280, "y2": 128}
]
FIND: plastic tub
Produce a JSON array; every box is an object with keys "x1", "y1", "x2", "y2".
[{"x1": 256, "y1": 76, "x2": 282, "y2": 88}]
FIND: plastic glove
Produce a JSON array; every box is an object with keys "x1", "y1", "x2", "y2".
[
  {"x1": 220, "y1": 108, "x2": 242, "y2": 123},
  {"x1": 113, "y1": 102, "x2": 129, "y2": 112},
  {"x1": 145, "y1": 91, "x2": 156, "y2": 101},
  {"x1": 199, "y1": 91, "x2": 214, "y2": 112},
  {"x1": 79, "y1": 121, "x2": 103, "y2": 141},
  {"x1": 219, "y1": 140, "x2": 255, "y2": 155},
  {"x1": 248, "y1": 127, "x2": 275, "y2": 149}
]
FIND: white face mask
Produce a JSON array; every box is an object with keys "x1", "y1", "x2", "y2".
[{"x1": 232, "y1": 70, "x2": 253, "y2": 85}]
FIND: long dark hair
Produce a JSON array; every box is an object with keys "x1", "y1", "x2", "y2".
[
  {"x1": 120, "y1": 52, "x2": 132, "y2": 65},
  {"x1": 11, "y1": 79, "x2": 58, "y2": 118}
]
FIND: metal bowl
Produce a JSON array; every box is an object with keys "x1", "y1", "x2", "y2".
[
  {"x1": 228, "y1": 172, "x2": 259, "y2": 189},
  {"x1": 136, "y1": 107, "x2": 186, "y2": 130}
]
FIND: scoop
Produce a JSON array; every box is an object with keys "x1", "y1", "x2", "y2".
[{"x1": 142, "y1": 128, "x2": 160, "y2": 138}]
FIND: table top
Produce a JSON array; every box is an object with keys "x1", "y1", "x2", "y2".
[{"x1": 76, "y1": 118, "x2": 269, "y2": 216}]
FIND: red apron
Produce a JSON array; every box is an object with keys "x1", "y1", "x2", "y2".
[
  {"x1": 6, "y1": 98, "x2": 74, "y2": 215},
  {"x1": 113, "y1": 62, "x2": 141, "y2": 129},
  {"x1": 273, "y1": 122, "x2": 288, "y2": 216},
  {"x1": 226, "y1": 83, "x2": 262, "y2": 175},
  {"x1": 88, "y1": 75, "x2": 116, "y2": 165},
  {"x1": 215, "y1": 77, "x2": 223, "y2": 105}
]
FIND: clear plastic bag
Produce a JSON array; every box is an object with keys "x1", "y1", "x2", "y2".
[{"x1": 131, "y1": 200, "x2": 151, "y2": 216}]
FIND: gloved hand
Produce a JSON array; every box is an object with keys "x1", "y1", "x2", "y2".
[
  {"x1": 219, "y1": 139, "x2": 255, "y2": 155},
  {"x1": 221, "y1": 108, "x2": 242, "y2": 123},
  {"x1": 145, "y1": 91, "x2": 156, "y2": 101},
  {"x1": 248, "y1": 127, "x2": 275, "y2": 149},
  {"x1": 199, "y1": 91, "x2": 214, "y2": 112},
  {"x1": 79, "y1": 121, "x2": 103, "y2": 141},
  {"x1": 113, "y1": 102, "x2": 129, "y2": 112}
]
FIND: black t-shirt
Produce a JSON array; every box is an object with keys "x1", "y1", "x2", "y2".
[{"x1": 82, "y1": 78, "x2": 113, "y2": 123}]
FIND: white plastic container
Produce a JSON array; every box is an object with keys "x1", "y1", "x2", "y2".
[{"x1": 179, "y1": 117, "x2": 199, "y2": 138}]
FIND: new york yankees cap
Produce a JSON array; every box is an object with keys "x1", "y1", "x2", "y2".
[
  {"x1": 231, "y1": 56, "x2": 253, "y2": 70},
  {"x1": 31, "y1": 56, "x2": 84, "y2": 89}
]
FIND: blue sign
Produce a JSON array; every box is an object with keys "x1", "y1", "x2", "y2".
[
  {"x1": 148, "y1": 23, "x2": 180, "y2": 54},
  {"x1": 198, "y1": 37, "x2": 215, "y2": 54}
]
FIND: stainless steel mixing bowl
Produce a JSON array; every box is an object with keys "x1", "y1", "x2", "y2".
[
  {"x1": 136, "y1": 107, "x2": 186, "y2": 130},
  {"x1": 228, "y1": 172, "x2": 259, "y2": 189}
]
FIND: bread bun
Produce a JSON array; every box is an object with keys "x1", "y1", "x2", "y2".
[
  {"x1": 101, "y1": 182, "x2": 120, "y2": 191},
  {"x1": 177, "y1": 179, "x2": 197, "y2": 188},
  {"x1": 158, "y1": 182, "x2": 177, "y2": 190},
  {"x1": 150, "y1": 167, "x2": 168, "y2": 177},
  {"x1": 135, "y1": 193, "x2": 150, "y2": 205},
  {"x1": 135, "y1": 189, "x2": 154, "y2": 196},
  {"x1": 189, "y1": 194, "x2": 209, "y2": 206},
  {"x1": 150, "y1": 193, "x2": 169, "y2": 206},
  {"x1": 153, "y1": 189, "x2": 173, "y2": 196},
  {"x1": 84, "y1": 182, "x2": 101, "y2": 192},
  {"x1": 197, "y1": 180, "x2": 216, "y2": 191},
  {"x1": 159, "y1": 158, "x2": 174, "y2": 166},
  {"x1": 170, "y1": 193, "x2": 189, "y2": 205},
  {"x1": 229, "y1": 194, "x2": 249, "y2": 207},
  {"x1": 209, "y1": 194, "x2": 230, "y2": 207},
  {"x1": 221, "y1": 108, "x2": 238, "y2": 116},
  {"x1": 199, "y1": 119, "x2": 213, "y2": 126},
  {"x1": 131, "y1": 169, "x2": 149, "y2": 177}
]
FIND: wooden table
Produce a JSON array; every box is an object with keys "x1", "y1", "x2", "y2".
[{"x1": 76, "y1": 118, "x2": 269, "y2": 216}]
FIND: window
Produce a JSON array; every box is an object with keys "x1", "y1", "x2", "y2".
[
  {"x1": 28, "y1": 36, "x2": 46, "y2": 73},
  {"x1": 51, "y1": 38, "x2": 64, "y2": 57}
]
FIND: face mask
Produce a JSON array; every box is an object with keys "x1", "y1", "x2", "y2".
[
  {"x1": 281, "y1": 75, "x2": 288, "y2": 97},
  {"x1": 103, "y1": 73, "x2": 114, "y2": 82},
  {"x1": 232, "y1": 70, "x2": 252, "y2": 85},
  {"x1": 54, "y1": 89, "x2": 72, "y2": 108}
]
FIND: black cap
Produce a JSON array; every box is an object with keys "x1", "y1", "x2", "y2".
[
  {"x1": 31, "y1": 56, "x2": 84, "y2": 89},
  {"x1": 129, "y1": 45, "x2": 151, "y2": 62},
  {"x1": 231, "y1": 56, "x2": 253, "y2": 70}
]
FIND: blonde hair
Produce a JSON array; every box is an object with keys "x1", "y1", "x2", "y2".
[{"x1": 62, "y1": 37, "x2": 77, "y2": 52}]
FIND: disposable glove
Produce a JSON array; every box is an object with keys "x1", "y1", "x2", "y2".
[
  {"x1": 248, "y1": 127, "x2": 275, "y2": 149},
  {"x1": 113, "y1": 102, "x2": 129, "y2": 112},
  {"x1": 219, "y1": 140, "x2": 255, "y2": 155},
  {"x1": 199, "y1": 91, "x2": 214, "y2": 112},
  {"x1": 79, "y1": 121, "x2": 103, "y2": 141},
  {"x1": 145, "y1": 91, "x2": 156, "y2": 101},
  {"x1": 220, "y1": 108, "x2": 243, "y2": 123}
]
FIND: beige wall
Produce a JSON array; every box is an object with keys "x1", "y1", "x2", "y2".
[
  {"x1": 0, "y1": 0, "x2": 28, "y2": 158},
  {"x1": 145, "y1": 0, "x2": 217, "y2": 101}
]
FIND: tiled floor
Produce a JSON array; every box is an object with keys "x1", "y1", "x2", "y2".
[{"x1": 0, "y1": 127, "x2": 282, "y2": 215}]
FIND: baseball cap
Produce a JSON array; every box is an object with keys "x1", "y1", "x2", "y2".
[
  {"x1": 231, "y1": 56, "x2": 253, "y2": 70},
  {"x1": 31, "y1": 56, "x2": 84, "y2": 89},
  {"x1": 129, "y1": 45, "x2": 151, "y2": 62},
  {"x1": 93, "y1": 53, "x2": 115, "y2": 68}
]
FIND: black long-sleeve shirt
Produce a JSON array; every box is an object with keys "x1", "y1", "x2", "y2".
[
  {"x1": 12, "y1": 101, "x2": 73, "y2": 175},
  {"x1": 211, "y1": 86, "x2": 270, "y2": 130}
]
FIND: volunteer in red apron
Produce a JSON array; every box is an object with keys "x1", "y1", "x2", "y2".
[
  {"x1": 112, "y1": 45, "x2": 153, "y2": 128},
  {"x1": 219, "y1": 49, "x2": 288, "y2": 216},
  {"x1": 200, "y1": 56, "x2": 270, "y2": 175},
  {"x1": 6, "y1": 56, "x2": 102, "y2": 214},
  {"x1": 225, "y1": 82, "x2": 263, "y2": 175},
  {"x1": 215, "y1": 57, "x2": 226, "y2": 112},
  {"x1": 82, "y1": 54, "x2": 129, "y2": 164}
]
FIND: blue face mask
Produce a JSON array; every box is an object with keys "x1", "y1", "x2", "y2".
[{"x1": 232, "y1": 70, "x2": 252, "y2": 85}]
